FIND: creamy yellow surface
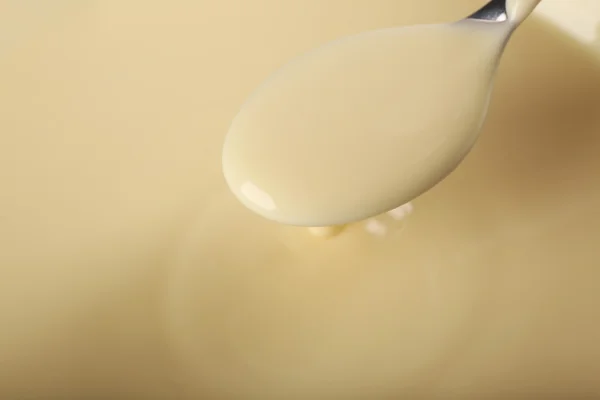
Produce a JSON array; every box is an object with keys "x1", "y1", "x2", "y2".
[
  {"x1": 1, "y1": 1, "x2": 600, "y2": 399},
  {"x1": 223, "y1": 22, "x2": 506, "y2": 227},
  {"x1": 223, "y1": 0, "x2": 542, "y2": 227}
]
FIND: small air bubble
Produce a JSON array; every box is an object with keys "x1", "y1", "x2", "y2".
[
  {"x1": 308, "y1": 226, "x2": 344, "y2": 238},
  {"x1": 387, "y1": 202, "x2": 414, "y2": 220},
  {"x1": 365, "y1": 219, "x2": 388, "y2": 236}
]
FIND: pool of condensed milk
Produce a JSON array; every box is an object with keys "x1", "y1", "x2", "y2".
[{"x1": 0, "y1": 0, "x2": 599, "y2": 398}]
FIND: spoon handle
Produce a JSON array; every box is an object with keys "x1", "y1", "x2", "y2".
[{"x1": 467, "y1": 0, "x2": 508, "y2": 22}]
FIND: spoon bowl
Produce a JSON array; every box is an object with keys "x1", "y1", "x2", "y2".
[{"x1": 222, "y1": 0, "x2": 541, "y2": 227}]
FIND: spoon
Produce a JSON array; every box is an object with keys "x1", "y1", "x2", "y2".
[{"x1": 223, "y1": 0, "x2": 542, "y2": 227}]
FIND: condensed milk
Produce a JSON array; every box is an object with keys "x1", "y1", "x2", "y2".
[
  {"x1": 0, "y1": 1, "x2": 599, "y2": 398},
  {"x1": 223, "y1": 0, "x2": 541, "y2": 228}
]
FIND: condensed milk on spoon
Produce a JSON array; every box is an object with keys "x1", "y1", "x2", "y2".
[{"x1": 222, "y1": 0, "x2": 542, "y2": 229}]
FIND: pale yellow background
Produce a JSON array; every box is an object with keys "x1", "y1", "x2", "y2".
[{"x1": 0, "y1": 1, "x2": 599, "y2": 399}]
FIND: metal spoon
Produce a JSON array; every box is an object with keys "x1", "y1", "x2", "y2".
[
  {"x1": 222, "y1": 0, "x2": 542, "y2": 228},
  {"x1": 468, "y1": 0, "x2": 508, "y2": 22}
]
